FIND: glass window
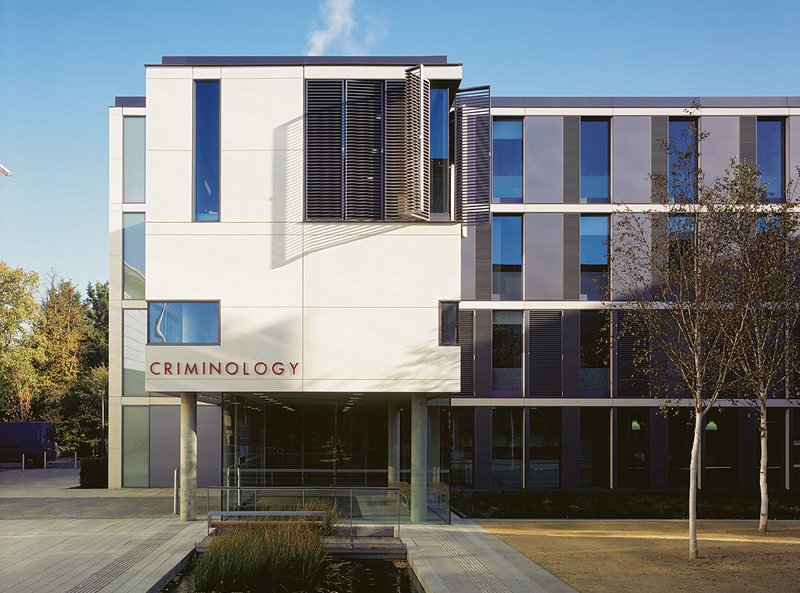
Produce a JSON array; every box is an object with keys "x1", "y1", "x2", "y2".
[
  {"x1": 492, "y1": 311, "x2": 523, "y2": 393},
  {"x1": 792, "y1": 409, "x2": 799, "y2": 490},
  {"x1": 123, "y1": 117, "x2": 145, "y2": 203},
  {"x1": 766, "y1": 409, "x2": 785, "y2": 490},
  {"x1": 580, "y1": 118, "x2": 610, "y2": 203},
  {"x1": 580, "y1": 215, "x2": 609, "y2": 300},
  {"x1": 148, "y1": 302, "x2": 220, "y2": 344},
  {"x1": 617, "y1": 408, "x2": 650, "y2": 488},
  {"x1": 703, "y1": 409, "x2": 738, "y2": 489},
  {"x1": 668, "y1": 412, "x2": 693, "y2": 488},
  {"x1": 430, "y1": 87, "x2": 450, "y2": 216},
  {"x1": 122, "y1": 406, "x2": 149, "y2": 487},
  {"x1": 668, "y1": 118, "x2": 697, "y2": 203},
  {"x1": 440, "y1": 301, "x2": 458, "y2": 346},
  {"x1": 492, "y1": 119, "x2": 523, "y2": 203},
  {"x1": 195, "y1": 81, "x2": 220, "y2": 221},
  {"x1": 580, "y1": 311, "x2": 609, "y2": 395},
  {"x1": 491, "y1": 407, "x2": 523, "y2": 488},
  {"x1": 123, "y1": 310, "x2": 146, "y2": 396},
  {"x1": 450, "y1": 407, "x2": 474, "y2": 488},
  {"x1": 122, "y1": 213, "x2": 145, "y2": 300},
  {"x1": 528, "y1": 408, "x2": 561, "y2": 488},
  {"x1": 492, "y1": 215, "x2": 523, "y2": 300},
  {"x1": 757, "y1": 118, "x2": 785, "y2": 203},
  {"x1": 580, "y1": 408, "x2": 610, "y2": 487}
]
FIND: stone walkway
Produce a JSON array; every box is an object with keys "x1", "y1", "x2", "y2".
[
  {"x1": 0, "y1": 468, "x2": 207, "y2": 593},
  {"x1": 402, "y1": 518, "x2": 578, "y2": 593}
]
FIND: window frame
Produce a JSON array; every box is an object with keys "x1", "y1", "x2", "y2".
[
  {"x1": 579, "y1": 117, "x2": 611, "y2": 204},
  {"x1": 193, "y1": 79, "x2": 222, "y2": 223},
  {"x1": 439, "y1": 301, "x2": 459, "y2": 346},
  {"x1": 146, "y1": 300, "x2": 222, "y2": 346},
  {"x1": 491, "y1": 116, "x2": 524, "y2": 204}
]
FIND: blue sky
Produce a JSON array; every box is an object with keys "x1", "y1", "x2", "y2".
[{"x1": 1, "y1": 0, "x2": 798, "y2": 291}]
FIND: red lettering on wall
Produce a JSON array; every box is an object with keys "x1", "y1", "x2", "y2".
[
  {"x1": 225, "y1": 362, "x2": 239, "y2": 375},
  {"x1": 289, "y1": 362, "x2": 299, "y2": 375},
  {"x1": 149, "y1": 362, "x2": 161, "y2": 375},
  {"x1": 210, "y1": 362, "x2": 221, "y2": 375},
  {"x1": 164, "y1": 362, "x2": 173, "y2": 375},
  {"x1": 254, "y1": 362, "x2": 268, "y2": 375},
  {"x1": 272, "y1": 362, "x2": 285, "y2": 375},
  {"x1": 185, "y1": 362, "x2": 198, "y2": 375},
  {"x1": 242, "y1": 362, "x2": 250, "y2": 376}
]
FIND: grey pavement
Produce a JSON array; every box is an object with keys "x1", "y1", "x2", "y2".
[
  {"x1": 0, "y1": 468, "x2": 207, "y2": 593},
  {"x1": 401, "y1": 517, "x2": 579, "y2": 593}
]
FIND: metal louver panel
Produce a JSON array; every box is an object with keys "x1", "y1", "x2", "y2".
[
  {"x1": 459, "y1": 310, "x2": 475, "y2": 395},
  {"x1": 403, "y1": 66, "x2": 430, "y2": 220},
  {"x1": 345, "y1": 80, "x2": 384, "y2": 220},
  {"x1": 453, "y1": 86, "x2": 491, "y2": 225},
  {"x1": 563, "y1": 214, "x2": 580, "y2": 299},
  {"x1": 529, "y1": 311, "x2": 562, "y2": 397},
  {"x1": 305, "y1": 80, "x2": 344, "y2": 220},
  {"x1": 739, "y1": 116, "x2": 756, "y2": 165},
  {"x1": 651, "y1": 116, "x2": 668, "y2": 204},
  {"x1": 563, "y1": 116, "x2": 580, "y2": 203},
  {"x1": 384, "y1": 80, "x2": 406, "y2": 221},
  {"x1": 616, "y1": 311, "x2": 649, "y2": 397},
  {"x1": 474, "y1": 224, "x2": 492, "y2": 300}
]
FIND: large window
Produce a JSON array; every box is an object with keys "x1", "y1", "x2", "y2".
[
  {"x1": 123, "y1": 310, "x2": 146, "y2": 396},
  {"x1": 492, "y1": 118, "x2": 523, "y2": 203},
  {"x1": 580, "y1": 118, "x2": 610, "y2": 203},
  {"x1": 123, "y1": 117, "x2": 145, "y2": 203},
  {"x1": 148, "y1": 302, "x2": 220, "y2": 345},
  {"x1": 668, "y1": 118, "x2": 697, "y2": 203},
  {"x1": 580, "y1": 408, "x2": 610, "y2": 487},
  {"x1": 122, "y1": 406, "x2": 149, "y2": 487},
  {"x1": 703, "y1": 409, "x2": 738, "y2": 489},
  {"x1": 617, "y1": 408, "x2": 650, "y2": 488},
  {"x1": 528, "y1": 408, "x2": 561, "y2": 488},
  {"x1": 492, "y1": 214, "x2": 522, "y2": 300},
  {"x1": 757, "y1": 118, "x2": 785, "y2": 203},
  {"x1": 122, "y1": 213, "x2": 145, "y2": 300},
  {"x1": 491, "y1": 407, "x2": 523, "y2": 488},
  {"x1": 580, "y1": 215, "x2": 609, "y2": 300},
  {"x1": 580, "y1": 311, "x2": 609, "y2": 396},
  {"x1": 430, "y1": 87, "x2": 450, "y2": 216},
  {"x1": 194, "y1": 80, "x2": 221, "y2": 221},
  {"x1": 668, "y1": 413, "x2": 693, "y2": 488},
  {"x1": 450, "y1": 407, "x2": 474, "y2": 488},
  {"x1": 492, "y1": 311, "x2": 523, "y2": 393}
]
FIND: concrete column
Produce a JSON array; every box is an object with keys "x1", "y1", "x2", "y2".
[
  {"x1": 387, "y1": 404, "x2": 401, "y2": 485},
  {"x1": 410, "y1": 394, "x2": 428, "y2": 523},
  {"x1": 180, "y1": 392, "x2": 197, "y2": 521},
  {"x1": 429, "y1": 406, "x2": 441, "y2": 484}
]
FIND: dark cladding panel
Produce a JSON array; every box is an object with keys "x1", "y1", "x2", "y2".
[
  {"x1": 524, "y1": 116, "x2": 563, "y2": 203},
  {"x1": 525, "y1": 213, "x2": 563, "y2": 300},
  {"x1": 612, "y1": 116, "x2": 652, "y2": 204}
]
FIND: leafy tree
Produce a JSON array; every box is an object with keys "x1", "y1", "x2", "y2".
[
  {"x1": 0, "y1": 262, "x2": 41, "y2": 421},
  {"x1": 83, "y1": 281, "x2": 109, "y2": 369}
]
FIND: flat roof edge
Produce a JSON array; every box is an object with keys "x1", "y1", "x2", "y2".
[
  {"x1": 158, "y1": 55, "x2": 453, "y2": 67},
  {"x1": 492, "y1": 96, "x2": 800, "y2": 108}
]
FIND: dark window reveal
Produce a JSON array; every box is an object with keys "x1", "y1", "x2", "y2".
[{"x1": 439, "y1": 301, "x2": 459, "y2": 346}]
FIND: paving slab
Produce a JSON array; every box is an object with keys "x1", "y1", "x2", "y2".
[{"x1": 401, "y1": 517, "x2": 578, "y2": 593}]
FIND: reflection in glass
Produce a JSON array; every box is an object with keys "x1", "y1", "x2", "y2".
[
  {"x1": 617, "y1": 408, "x2": 649, "y2": 488},
  {"x1": 580, "y1": 408, "x2": 610, "y2": 487},
  {"x1": 529, "y1": 408, "x2": 561, "y2": 488},
  {"x1": 147, "y1": 302, "x2": 220, "y2": 344},
  {"x1": 195, "y1": 81, "x2": 221, "y2": 221},
  {"x1": 580, "y1": 311, "x2": 609, "y2": 395},
  {"x1": 492, "y1": 119, "x2": 523, "y2": 203},
  {"x1": 123, "y1": 310, "x2": 146, "y2": 396},
  {"x1": 757, "y1": 118, "x2": 785, "y2": 203},
  {"x1": 580, "y1": 119, "x2": 610, "y2": 203},
  {"x1": 668, "y1": 118, "x2": 697, "y2": 203},
  {"x1": 492, "y1": 215, "x2": 522, "y2": 299},
  {"x1": 123, "y1": 117, "x2": 145, "y2": 203},
  {"x1": 580, "y1": 215, "x2": 609, "y2": 300},
  {"x1": 122, "y1": 406, "x2": 149, "y2": 486},
  {"x1": 492, "y1": 311, "x2": 523, "y2": 393},
  {"x1": 430, "y1": 87, "x2": 450, "y2": 215},
  {"x1": 440, "y1": 302, "x2": 458, "y2": 346},
  {"x1": 703, "y1": 409, "x2": 738, "y2": 489},
  {"x1": 123, "y1": 213, "x2": 145, "y2": 300},
  {"x1": 491, "y1": 407, "x2": 522, "y2": 488},
  {"x1": 450, "y1": 407, "x2": 474, "y2": 488}
]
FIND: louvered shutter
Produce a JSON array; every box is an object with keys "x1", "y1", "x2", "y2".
[
  {"x1": 651, "y1": 116, "x2": 668, "y2": 204},
  {"x1": 563, "y1": 116, "x2": 580, "y2": 204},
  {"x1": 305, "y1": 80, "x2": 344, "y2": 221},
  {"x1": 458, "y1": 310, "x2": 475, "y2": 395},
  {"x1": 740, "y1": 116, "x2": 756, "y2": 165},
  {"x1": 344, "y1": 80, "x2": 384, "y2": 220},
  {"x1": 403, "y1": 66, "x2": 430, "y2": 220},
  {"x1": 616, "y1": 311, "x2": 649, "y2": 397},
  {"x1": 384, "y1": 80, "x2": 406, "y2": 221},
  {"x1": 453, "y1": 86, "x2": 491, "y2": 225},
  {"x1": 529, "y1": 311, "x2": 563, "y2": 396}
]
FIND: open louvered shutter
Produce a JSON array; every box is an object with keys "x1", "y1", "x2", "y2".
[
  {"x1": 345, "y1": 80, "x2": 384, "y2": 220},
  {"x1": 529, "y1": 311, "x2": 562, "y2": 396},
  {"x1": 306, "y1": 80, "x2": 344, "y2": 220},
  {"x1": 453, "y1": 86, "x2": 491, "y2": 225},
  {"x1": 384, "y1": 80, "x2": 406, "y2": 221},
  {"x1": 459, "y1": 310, "x2": 475, "y2": 395},
  {"x1": 403, "y1": 66, "x2": 430, "y2": 220}
]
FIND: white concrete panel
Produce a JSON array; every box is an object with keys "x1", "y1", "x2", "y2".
[
  {"x1": 146, "y1": 66, "x2": 193, "y2": 79},
  {"x1": 146, "y1": 307, "x2": 302, "y2": 392},
  {"x1": 109, "y1": 158, "x2": 122, "y2": 205},
  {"x1": 302, "y1": 307, "x2": 459, "y2": 392},
  {"x1": 109, "y1": 112, "x2": 123, "y2": 161},
  {"x1": 193, "y1": 67, "x2": 221, "y2": 79},
  {"x1": 146, "y1": 150, "x2": 192, "y2": 222},
  {"x1": 221, "y1": 78, "x2": 304, "y2": 151},
  {"x1": 148, "y1": 221, "x2": 301, "y2": 235},
  {"x1": 303, "y1": 223, "x2": 461, "y2": 308},
  {"x1": 223, "y1": 66, "x2": 304, "y2": 79},
  {"x1": 122, "y1": 107, "x2": 146, "y2": 117},
  {"x1": 221, "y1": 150, "x2": 303, "y2": 223},
  {"x1": 147, "y1": 232, "x2": 303, "y2": 307},
  {"x1": 304, "y1": 65, "x2": 409, "y2": 80},
  {"x1": 146, "y1": 78, "x2": 192, "y2": 151}
]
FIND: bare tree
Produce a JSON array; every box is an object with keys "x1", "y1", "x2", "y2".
[
  {"x1": 720, "y1": 163, "x2": 800, "y2": 532},
  {"x1": 612, "y1": 121, "x2": 747, "y2": 559}
]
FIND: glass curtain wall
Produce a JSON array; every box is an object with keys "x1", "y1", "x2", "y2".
[
  {"x1": 491, "y1": 407, "x2": 523, "y2": 488},
  {"x1": 617, "y1": 408, "x2": 650, "y2": 488},
  {"x1": 528, "y1": 408, "x2": 561, "y2": 488},
  {"x1": 580, "y1": 311, "x2": 609, "y2": 396},
  {"x1": 580, "y1": 408, "x2": 610, "y2": 487},
  {"x1": 450, "y1": 407, "x2": 474, "y2": 488}
]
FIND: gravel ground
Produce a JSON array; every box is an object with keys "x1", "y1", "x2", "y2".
[{"x1": 479, "y1": 519, "x2": 800, "y2": 593}]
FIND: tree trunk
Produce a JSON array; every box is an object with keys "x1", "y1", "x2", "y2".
[
  {"x1": 688, "y1": 410, "x2": 702, "y2": 559},
  {"x1": 759, "y1": 400, "x2": 769, "y2": 533}
]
